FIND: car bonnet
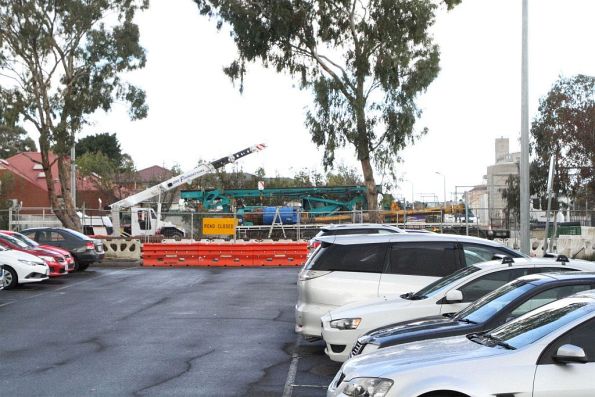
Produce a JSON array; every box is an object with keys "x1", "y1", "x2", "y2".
[
  {"x1": 341, "y1": 334, "x2": 501, "y2": 380},
  {"x1": 329, "y1": 296, "x2": 413, "y2": 321},
  {"x1": 363, "y1": 315, "x2": 472, "y2": 347}
]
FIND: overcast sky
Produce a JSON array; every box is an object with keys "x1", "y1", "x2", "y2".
[{"x1": 81, "y1": 0, "x2": 595, "y2": 204}]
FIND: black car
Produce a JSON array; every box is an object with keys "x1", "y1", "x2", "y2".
[
  {"x1": 351, "y1": 271, "x2": 595, "y2": 357},
  {"x1": 21, "y1": 227, "x2": 104, "y2": 271}
]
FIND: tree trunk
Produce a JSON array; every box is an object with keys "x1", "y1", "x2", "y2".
[
  {"x1": 353, "y1": 77, "x2": 379, "y2": 223},
  {"x1": 361, "y1": 157, "x2": 379, "y2": 222},
  {"x1": 39, "y1": 140, "x2": 81, "y2": 231}
]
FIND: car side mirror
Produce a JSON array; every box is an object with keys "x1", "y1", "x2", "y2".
[
  {"x1": 553, "y1": 344, "x2": 588, "y2": 364},
  {"x1": 445, "y1": 289, "x2": 463, "y2": 303}
]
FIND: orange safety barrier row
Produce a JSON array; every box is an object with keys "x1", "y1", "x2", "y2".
[{"x1": 141, "y1": 242, "x2": 308, "y2": 267}]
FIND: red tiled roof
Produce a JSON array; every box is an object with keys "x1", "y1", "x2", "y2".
[
  {"x1": 136, "y1": 165, "x2": 173, "y2": 183},
  {"x1": 3, "y1": 152, "x2": 99, "y2": 193}
]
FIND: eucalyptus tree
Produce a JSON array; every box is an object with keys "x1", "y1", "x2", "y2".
[
  {"x1": 195, "y1": 0, "x2": 461, "y2": 217},
  {"x1": 0, "y1": 0, "x2": 148, "y2": 229},
  {"x1": 531, "y1": 75, "x2": 594, "y2": 205}
]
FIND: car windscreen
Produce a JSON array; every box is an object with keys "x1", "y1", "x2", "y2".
[
  {"x1": 304, "y1": 242, "x2": 386, "y2": 273},
  {"x1": 454, "y1": 280, "x2": 534, "y2": 324},
  {"x1": 410, "y1": 266, "x2": 481, "y2": 299},
  {"x1": 10, "y1": 232, "x2": 39, "y2": 247},
  {"x1": 487, "y1": 298, "x2": 592, "y2": 349},
  {"x1": 0, "y1": 233, "x2": 31, "y2": 249}
]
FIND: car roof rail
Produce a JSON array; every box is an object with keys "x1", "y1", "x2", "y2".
[
  {"x1": 556, "y1": 254, "x2": 569, "y2": 264},
  {"x1": 501, "y1": 256, "x2": 515, "y2": 265}
]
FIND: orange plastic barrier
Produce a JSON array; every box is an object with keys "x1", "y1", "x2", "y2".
[{"x1": 141, "y1": 242, "x2": 308, "y2": 267}]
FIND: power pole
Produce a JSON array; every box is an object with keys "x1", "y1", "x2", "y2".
[{"x1": 520, "y1": 0, "x2": 530, "y2": 254}]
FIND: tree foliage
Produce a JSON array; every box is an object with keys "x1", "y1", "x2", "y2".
[
  {"x1": 76, "y1": 133, "x2": 124, "y2": 168},
  {"x1": 194, "y1": 0, "x2": 461, "y2": 218},
  {"x1": 531, "y1": 75, "x2": 595, "y2": 206},
  {"x1": 0, "y1": 0, "x2": 149, "y2": 230},
  {"x1": 0, "y1": 125, "x2": 36, "y2": 158}
]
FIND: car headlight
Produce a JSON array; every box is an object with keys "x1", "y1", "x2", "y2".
[
  {"x1": 343, "y1": 377, "x2": 393, "y2": 397},
  {"x1": 330, "y1": 318, "x2": 362, "y2": 330},
  {"x1": 38, "y1": 256, "x2": 54, "y2": 262}
]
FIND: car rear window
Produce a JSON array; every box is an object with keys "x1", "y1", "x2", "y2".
[
  {"x1": 386, "y1": 242, "x2": 460, "y2": 277},
  {"x1": 305, "y1": 243, "x2": 387, "y2": 273}
]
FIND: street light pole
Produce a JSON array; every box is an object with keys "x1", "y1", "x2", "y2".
[
  {"x1": 520, "y1": 0, "x2": 530, "y2": 254},
  {"x1": 435, "y1": 172, "x2": 446, "y2": 232}
]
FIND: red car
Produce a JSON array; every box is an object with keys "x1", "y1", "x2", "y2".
[
  {"x1": 2, "y1": 230, "x2": 76, "y2": 272},
  {"x1": 0, "y1": 231, "x2": 69, "y2": 277}
]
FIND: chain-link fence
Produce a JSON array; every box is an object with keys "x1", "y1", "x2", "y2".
[{"x1": 2, "y1": 206, "x2": 593, "y2": 242}]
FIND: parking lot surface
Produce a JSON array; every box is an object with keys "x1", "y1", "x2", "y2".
[{"x1": 0, "y1": 266, "x2": 340, "y2": 396}]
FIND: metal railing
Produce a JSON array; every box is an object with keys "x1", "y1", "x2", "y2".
[{"x1": 2, "y1": 206, "x2": 593, "y2": 241}]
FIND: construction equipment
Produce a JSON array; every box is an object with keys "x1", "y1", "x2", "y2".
[
  {"x1": 181, "y1": 185, "x2": 379, "y2": 223},
  {"x1": 108, "y1": 144, "x2": 266, "y2": 238}
]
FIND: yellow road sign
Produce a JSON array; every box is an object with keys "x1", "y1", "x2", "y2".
[{"x1": 202, "y1": 218, "x2": 237, "y2": 236}]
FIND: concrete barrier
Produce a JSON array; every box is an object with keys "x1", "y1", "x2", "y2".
[
  {"x1": 503, "y1": 235, "x2": 594, "y2": 260},
  {"x1": 102, "y1": 238, "x2": 142, "y2": 260}
]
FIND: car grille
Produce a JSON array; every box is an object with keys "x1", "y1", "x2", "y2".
[{"x1": 351, "y1": 341, "x2": 365, "y2": 357}]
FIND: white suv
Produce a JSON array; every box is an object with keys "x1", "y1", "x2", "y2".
[
  {"x1": 328, "y1": 289, "x2": 595, "y2": 397},
  {"x1": 321, "y1": 256, "x2": 595, "y2": 362},
  {"x1": 307, "y1": 224, "x2": 404, "y2": 250},
  {"x1": 296, "y1": 233, "x2": 525, "y2": 339}
]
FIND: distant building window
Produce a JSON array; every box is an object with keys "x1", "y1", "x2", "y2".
[
  {"x1": 33, "y1": 164, "x2": 43, "y2": 170},
  {"x1": 37, "y1": 172, "x2": 45, "y2": 178}
]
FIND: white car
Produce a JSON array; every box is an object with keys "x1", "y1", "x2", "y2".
[
  {"x1": 296, "y1": 233, "x2": 525, "y2": 339},
  {"x1": 0, "y1": 245, "x2": 50, "y2": 289},
  {"x1": 321, "y1": 256, "x2": 595, "y2": 362},
  {"x1": 328, "y1": 289, "x2": 595, "y2": 397}
]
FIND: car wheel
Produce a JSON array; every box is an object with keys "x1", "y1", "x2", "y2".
[
  {"x1": 77, "y1": 263, "x2": 90, "y2": 271},
  {"x1": 3, "y1": 266, "x2": 18, "y2": 289}
]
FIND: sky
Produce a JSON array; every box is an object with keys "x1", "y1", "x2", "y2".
[{"x1": 79, "y1": 0, "x2": 595, "y2": 204}]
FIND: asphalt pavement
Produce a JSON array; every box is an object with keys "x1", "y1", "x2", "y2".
[{"x1": 0, "y1": 266, "x2": 340, "y2": 396}]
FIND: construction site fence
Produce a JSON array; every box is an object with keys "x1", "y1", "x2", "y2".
[
  {"x1": 141, "y1": 241, "x2": 307, "y2": 267},
  {"x1": 2, "y1": 207, "x2": 594, "y2": 241}
]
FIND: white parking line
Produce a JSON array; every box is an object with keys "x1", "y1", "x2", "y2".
[
  {"x1": 282, "y1": 335, "x2": 302, "y2": 397},
  {"x1": 0, "y1": 267, "x2": 138, "y2": 307}
]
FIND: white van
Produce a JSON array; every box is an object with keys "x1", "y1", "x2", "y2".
[{"x1": 295, "y1": 233, "x2": 525, "y2": 339}]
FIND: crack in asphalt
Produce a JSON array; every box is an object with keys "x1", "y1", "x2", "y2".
[
  {"x1": 132, "y1": 349, "x2": 216, "y2": 396},
  {"x1": 117, "y1": 296, "x2": 170, "y2": 322},
  {"x1": 28, "y1": 337, "x2": 109, "y2": 375}
]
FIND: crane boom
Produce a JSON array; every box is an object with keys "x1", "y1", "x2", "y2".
[{"x1": 110, "y1": 143, "x2": 266, "y2": 210}]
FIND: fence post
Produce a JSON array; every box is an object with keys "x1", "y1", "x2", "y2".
[
  {"x1": 190, "y1": 212, "x2": 194, "y2": 240},
  {"x1": 8, "y1": 207, "x2": 12, "y2": 231}
]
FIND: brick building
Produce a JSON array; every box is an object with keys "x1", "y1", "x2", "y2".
[{"x1": 0, "y1": 152, "x2": 110, "y2": 209}]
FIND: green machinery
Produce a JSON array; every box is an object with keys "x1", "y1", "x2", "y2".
[{"x1": 180, "y1": 185, "x2": 380, "y2": 217}]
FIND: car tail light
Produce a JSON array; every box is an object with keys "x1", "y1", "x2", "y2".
[
  {"x1": 308, "y1": 241, "x2": 321, "y2": 250},
  {"x1": 298, "y1": 270, "x2": 331, "y2": 281},
  {"x1": 86, "y1": 242, "x2": 95, "y2": 250}
]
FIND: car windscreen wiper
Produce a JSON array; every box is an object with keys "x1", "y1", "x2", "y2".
[
  {"x1": 400, "y1": 292, "x2": 414, "y2": 299},
  {"x1": 482, "y1": 334, "x2": 516, "y2": 350},
  {"x1": 466, "y1": 333, "x2": 515, "y2": 350},
  {"x1": 442, "y1": 312, "x2": 455, "y2": 318},
  {"x1": 456, "y1": 317, "x2": 477, "y2": 324}
]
